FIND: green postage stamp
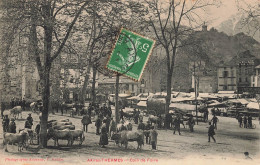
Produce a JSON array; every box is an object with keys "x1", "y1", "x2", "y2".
[{"x1": 106, "y1": 28, "x2": 155, "y2": 81}]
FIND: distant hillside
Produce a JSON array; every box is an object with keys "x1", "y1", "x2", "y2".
[
  {"x1": 172, "y1": 27, "x2": 260, "y2": 92},
  {"x1": 217, "y1": 12, "x2": 260, "y2": 42}
]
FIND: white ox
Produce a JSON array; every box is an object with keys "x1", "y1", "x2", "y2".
[
  {"x1": 3, "y1": 132, "x2": 29, "y2": 152},
  {"x1": 10, "y1": 106, "x2": 22, "y2": 119},
  {"x1": 47, "y1": 128, "x2": 84, "y2": 146},
  {"x1": 111, "y1": 130, "x2": 144, "y2": 149}
]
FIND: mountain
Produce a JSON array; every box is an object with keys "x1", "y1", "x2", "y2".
[
  {"x1": 216, "y1": 12, "x2": 260, "y2": 42},
  {"x1": 172, "y1": 27, "x2": 260, "y2": 92}
]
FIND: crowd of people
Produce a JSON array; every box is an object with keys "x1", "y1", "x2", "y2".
[{"x1": 237, "y1": 114, "x2": 253, "y2": 128}]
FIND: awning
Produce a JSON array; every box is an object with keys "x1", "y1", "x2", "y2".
[
  {"x1": 169, "y1": 103, "x2": 201, "y2": 111},
  {"x1": 127, "y1": 96, "x2": 139, "y2": 100},
  {"x1": 218, "y1": 91, "x2": 235, "y2": 94},
  {"x1": 247, "y1": 102, "x2": 260, "y2": 110},
  {"x1": 237, "y1": 99, "x2": 249, "y2": 105},
  {"x1": 208, "y1": 100, "x2": 227, "y2": 107},
  {"x1": 227, "y1": 99, "x2": 241, "y2": 104},
  {"x1": 119, "y1": 93, "x2": 131, "y2": 98},
  {"x1": 137, "y1": 101, "x2": 147, "y2": 107},
  {"x1": 123, "y1": 107, "x2": 134, "y2": 113}
]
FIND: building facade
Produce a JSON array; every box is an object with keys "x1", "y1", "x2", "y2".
[{"x1": 217, "y1": 66, "x2": 237, "y2": 91}]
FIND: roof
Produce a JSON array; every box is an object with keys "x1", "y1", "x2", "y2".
[
  {"x1": 218, "y1": 91, "x2": 235, "y2": 94},
  {"x1": 247, "y1": 102, "x2": 260, "y2": 110}
]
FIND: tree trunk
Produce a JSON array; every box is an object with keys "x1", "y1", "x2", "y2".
[
  {"x1": 91, "y1": 66, "x2": 97, "y2": 104},
  {"x1": 115, "y1": 74, "x2": 120, "y2": 124},
  {"x1": 80, "y1": 63, "x2": 91, "y2": 104},
  {"x1": 40, "y1": 68, "x2": 50, "y2": 147}
]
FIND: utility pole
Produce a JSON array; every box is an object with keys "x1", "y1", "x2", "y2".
[
  {"x1": 115, "y1": 73, "x2": 120, "y2": 124},
  {"x1": 194, "y1": 62, "x2": 198, "y2": 125}
]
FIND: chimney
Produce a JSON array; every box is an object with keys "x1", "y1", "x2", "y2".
[{"x1": 202, "y1": 22, "x2": 207, "y2": 32}]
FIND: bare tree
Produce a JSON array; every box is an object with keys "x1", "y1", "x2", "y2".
[
  {"x1": 236, "y1": 0, "x2": 260, "y2": 37},
  {"x1": 145, "y1": 0, "x2": 216, "y2": 114}
]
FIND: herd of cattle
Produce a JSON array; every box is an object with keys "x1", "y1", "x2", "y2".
[{"x1": 2, "y1": 103, "x2": 191, "y2": 152}]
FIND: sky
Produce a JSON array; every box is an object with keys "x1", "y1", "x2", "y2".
[{"x1": 204, "y1": 0, "x2": 259, "y2": 28}]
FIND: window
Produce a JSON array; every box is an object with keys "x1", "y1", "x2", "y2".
[
  {"x1": 223, "y1": 85, "x2": 227, "y2": 90},
  {"x1": 239, "y1": 78, "x2": 242, "y2": 82},
  {"x1": 132, "y1": 84, "x2": 134, "y2": 92},
  {"x1": 223, "y1": 71, "x2": 228, "y2": 77},
  {"x1": 245, "y1": 77, "x2": 248, "y2": 82},
  {"x1": 231, "y1": 70, "x2": 234, "y2": 77},
  {"x1": 141, "y1": 79, "x2": 145, "y2": 84}
]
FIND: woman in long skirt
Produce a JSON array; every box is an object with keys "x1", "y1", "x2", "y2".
[{"x1": 99, "y1": 120, "x2": 108, "y2": 148}]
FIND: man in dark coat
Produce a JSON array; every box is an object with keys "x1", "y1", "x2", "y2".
[
  {"x1": 211, "y1": 115, "x2": 219, "y2": 130},
  {"x1": 173, "y1": 117, "x2": 181, "y2": 135},
  {"x1": 165, "y1": 113, "x2": 172, "y2": 129},
  {"x1": 208, "y1": 122, "x2": 216, "y2": 142},
  {"x1": 2, "y1": 115, "x2": 9, "y2": 132},
  {"x1": 188, "y1": 115, "x2": 195, "y2": 132},
  {"x1": 144, "y1": 121, "x2": 151, "y2": 144},
  {"x1": 82, "y1": 115, "x2": 91, "y2": 132},
  {"x1": 243, "y1": 115, "x2": 248, "y2": 128},
  {"x1": 248, "y1": 115, "x2": 252, "y2": 128},
  {"x1": 99, "y1": 120, "x2": 108, "y2": 148},
  {"x1": 95, "y1": 116, "x2": 102, "y2": 135},
  {"x1": 238, "y1": 114, "x2": 243, "y2": 128},
  {"x1": 9, "y1": 118, "x2": 16, "y2": 133},
  {"x1": 137, "y1": 120, "x2": 145, "y2": 131},
  {"x1": 27, "y1": 114, "x2": 33, "y2": 127},
  {"x1": 25, "y1": 119, "x2": 32, "y2": 129}
]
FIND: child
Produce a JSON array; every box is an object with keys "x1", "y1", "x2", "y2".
[{"x1": 150, "y1": 126, "x2": 158, "y2": 150}]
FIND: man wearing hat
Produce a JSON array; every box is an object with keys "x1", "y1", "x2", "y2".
[{"x1": 9, "y1": 118, "x2": 16, "y2": 133}]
